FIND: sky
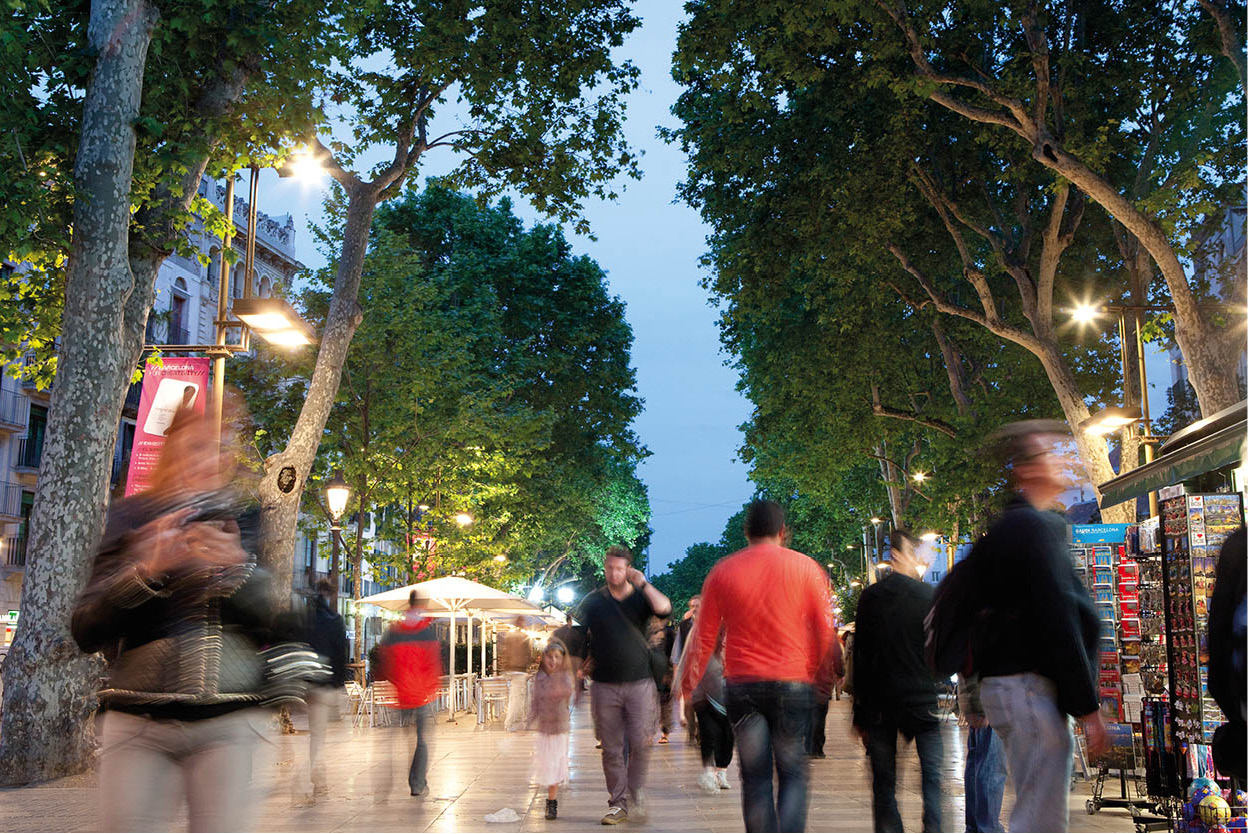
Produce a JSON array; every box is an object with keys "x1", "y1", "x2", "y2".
[{"x1": 259, "y1": 1, "x2": 755, "y2": 575}]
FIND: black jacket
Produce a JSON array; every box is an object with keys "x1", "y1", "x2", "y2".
[
  {"x1": 852, "y1": 571, "x2": 939, "y2": 728},
  {"x1": 307, "y1": 595, "x2": 350, "y2": 688},
  {"x1": 973, "y1": 495, "x2": 1100, "y2": 718},
  {"x1": 72, "y1": 494, "x2": 274, "y2": 720}
]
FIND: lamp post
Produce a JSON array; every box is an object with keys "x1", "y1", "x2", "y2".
[
  {"x1": 143, "y1": 164, "x2": 317, "y2": 446},
  {"x1": 324, "y1": 471, "x2": 351, "y2": 608}
]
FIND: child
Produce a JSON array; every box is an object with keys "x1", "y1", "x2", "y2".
[{"x1": 529, "y1": 639, "x2": 574, "y2": 819}]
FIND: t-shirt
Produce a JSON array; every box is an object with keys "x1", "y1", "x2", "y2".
[{"x1": 575, "y1": 586, "x2": 657, "y2": 683}]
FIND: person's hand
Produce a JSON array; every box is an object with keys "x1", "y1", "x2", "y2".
[
  {"x1": 183, "y1": 521, "x2": 247, "y2": 569},
  {"x1": 1081, "y1": 710, "x2": 1109, "y2": 759},
  {"x1": 134, "y1": 509, "x2": 196, "y2": 577},
  {"x1": 626, "y1": 567, "x2": 647, "y2": 588}
]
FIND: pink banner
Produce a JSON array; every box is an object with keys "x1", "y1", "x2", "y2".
[{"x1": 124, "y1": 357, "x2": 211, "y2": 496}]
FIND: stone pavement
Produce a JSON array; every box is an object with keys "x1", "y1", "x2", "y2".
[{"x1": 0, "y1": 695, "x2": 1138, "y2": 832}]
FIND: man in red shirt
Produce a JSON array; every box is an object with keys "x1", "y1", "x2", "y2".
[
  {"x1": 680, "y1": 501, "x2": 836, "y2": 832},
  {"x1": 378, "y1": 591, "x2": 442, "y2": 797}
]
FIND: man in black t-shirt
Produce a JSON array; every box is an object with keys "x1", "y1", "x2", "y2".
[{"x1": 574, "y1": 546, "x2": 672, "y2": 825}]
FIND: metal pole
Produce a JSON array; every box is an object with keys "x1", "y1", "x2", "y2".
[
  {"x1": 1134, "y1": 308, "x2": 1159, "y2": 519},
  {"x1": 241, "y1": 165, "x2": 259, "y2": 353},
  {"x1": 329, "y1": 528, "x2": 340, "y2": 609},
  {"x1": 210, "y1": 175, "x2": 235, "y2": 448}
]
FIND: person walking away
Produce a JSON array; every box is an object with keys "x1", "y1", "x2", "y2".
[
  {"x1": 651, "y1": 618, "x2": 676, "y2": 743},
  {"x1": 852, "y1": 529, "x2": 943, "y2": 833},
  {"x1": 573, "y1": 546, "x2": 673, "y2": 825},
  {"x1": 807, "y1": 628, "x2": 842, "y2": 758},
  {"x1": 501, "y1": 617, "x2": 534, "y2": 731},
  {"x1": 672, "y1": 595, "x2": 701, "y2": 738},
  {"x1": 1207, "y1": 525, "x2": 1246, "y2": 781},
  {"x1": 959, "y1": 673, "x2": 1006, "y2": 832},
  {"x1": 71, "y1": 408, "x2": 276, "y2": 832},
  {"x1": 680, "y1": 500, "x2": 836, "y2": 833},
  {"x1": 676, "y1": 620, "x2": 734, "y2": 793},
  {"x1": 529, "y1": 639, "x2": 576, "y2": 819},
  {"x1": 305, "y1": 577, "x2": 349, "y2": 799},
  {"x1": 973, "y1": 422, "x2": 1107, "y2": 832},
  {"x1": 377, "y1": 591, "x2": 442, "y2": 797}
]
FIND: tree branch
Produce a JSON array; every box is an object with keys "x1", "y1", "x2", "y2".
[{"x1": 1198, "y1": 0, "x2": 1247, "y2": 89}]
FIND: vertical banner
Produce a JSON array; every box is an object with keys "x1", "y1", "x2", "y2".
[{"x1": 124, "y1": 357, "x2": 211, "y2": 496}]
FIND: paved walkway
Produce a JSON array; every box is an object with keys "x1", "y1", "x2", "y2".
[{"x1": 0, "y1": 695, "x2": 1138, "y2": 832}]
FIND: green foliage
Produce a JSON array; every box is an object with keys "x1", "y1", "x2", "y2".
[{"x1": 232, "y1": 182, "x2": 649, "y2": 585}]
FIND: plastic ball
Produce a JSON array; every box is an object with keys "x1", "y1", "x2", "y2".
[
  {"x1": 1232, "y1": 790, "x2": 1248, "y2": 810},
  {"x1": 1184, "y1": 803, "x2": 1198, "y2": 821},
  {"x1": 1192, "y1": 787, "x2": 1219, "y2": 809},
  {"x1": 1200, "y1": 795, "x2": 1233, "y2": 828}
]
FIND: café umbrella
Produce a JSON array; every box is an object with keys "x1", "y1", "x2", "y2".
[{"x1": 359, "y1": 577, "x2": 541, "y2": 714}]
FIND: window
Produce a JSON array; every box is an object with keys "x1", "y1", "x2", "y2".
[
  {"x1": 303, "y1": 536, "x2": 317, "y2": 569},
  {"x1": 21, "y1": 405, "x2": 47, "y2": 467}
]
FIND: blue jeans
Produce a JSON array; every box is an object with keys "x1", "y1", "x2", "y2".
[
  {"x1": 402, "y1": 705, "x2": 432, "y2": 793},
  {"x1": 965, "y1": 726, "x2": 1006, "y2": 832},
  {"x1": 726, "y1": 681, "x2": 813, "y2": 832},
  {"x1": 863, "y1": 712, "x2": 943, "y2": 832}
]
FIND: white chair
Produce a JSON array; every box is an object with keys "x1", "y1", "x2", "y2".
[
  {"x1": 476, "y1": 677, "x2": 511, "y2": 725},
  {"x1": 345, "y1": 681, "x2": 366, "y2": 728},
  {"x1": 372, "y1": 681, "x2": 400, "y2": 727}
]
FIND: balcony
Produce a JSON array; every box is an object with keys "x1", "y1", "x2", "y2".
[
  {"x1": 18, "y1": 352, "x2": 51, "y2": 399},
  {"x1": 144, "y1": 320, "x2": 192, "y2": 347},
  {"x1": 3, "y1": 536, "x2": 26, "y2": 568},
  {"x1": 0, "y1": 390, "x2": 25, "y2": 433},
  {"x1": 0, "y1": 481, "x2": 20, "y2": 521},
  {"x1": 14, "y1": 437, "x2": 41, "y2": 473}
]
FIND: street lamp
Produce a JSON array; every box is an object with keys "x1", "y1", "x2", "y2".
[
  {"x1": 454, "y1": 512, "x2": 473, "y2": 527},
  {"x1": 230, "y1": 297, "x2": 315, "y2": 347},
  {"x1": 1080, "y1": 406, "x2": 1144, "y2": 437},
  {"x1": 324, "y1": 471, "x2": 351, "y2": 608},
  {"x1": 912, "y1": 471, "x2": 928, "y2": 483},
  {"x1": 920, "y1": 531, "x2": 938, "y2": 542},
  {"x1": 556, "y1": 586, "x2": 575, "y2": 605}
]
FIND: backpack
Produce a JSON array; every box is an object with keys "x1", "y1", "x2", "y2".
[{"x1": 924, "y1": 534, "x2": 991, "y2": 678}]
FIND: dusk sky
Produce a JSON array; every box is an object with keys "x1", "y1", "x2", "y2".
[{"x1": 262, "y1": 1, "x2": 755, "y2": 574}]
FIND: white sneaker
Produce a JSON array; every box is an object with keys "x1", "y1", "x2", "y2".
[
  {"x1": 601, "y1": 806, "x2": 627, "y2": 825},
  {"x1": 697, "y1": 771, "x2": 718, "y2": 794},
  {"x1": 716, "y1": 770, "x2": 730, "y2": 790}
]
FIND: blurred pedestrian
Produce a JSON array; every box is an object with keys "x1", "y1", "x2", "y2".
[
  {"x1": 305, "y1": 576, "x2": 349, "y2": 799},
  {"x1": 573, "y1": 546, "x2": 673, "y2": 825},
  {"x1": 973, "y1": 422, "x2": 1106, "y2": 832},
  {"x1": 680, "y1": 500, "x2": 835, "y2": 833},
  {"x1": 1208, "y1": 525, "x2": 1245, "y2": 780},
  {"x1": 72, "y1": 407, "x2": 274, "y2": 832},
  {"x1": 530, "y1": 639, "x2": 575, "y2": 819},
  {"x1": 672, "y1": 595, "x2": 701, "y2": 737},
  {"x1": 501, "y1": 616, "x2": 533, "y2": 731},
  {"x1": 650, "y1": 618, "x2": 676, "y2": 743},
  {"x1": 676, "y1": 621, "x2": 733, "y2": 794},
  {"x1": 852, "y1": 529, "x2": 942, "y2": 833},
  {"x1": 959, "y1": 674, "x2": 1006, "y2": 833},
  {"x1": 377, "y1": 590, "x2": 442, "y2": 797},
  {"x1": 807, "y1": 628, "x2": 842, "y2": 758}
]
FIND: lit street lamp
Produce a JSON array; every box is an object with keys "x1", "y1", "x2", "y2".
[
  {"x1": 556, "y1": 586, "x2": 575, "y2": 605},
  {"x1": 454, "y1": 512, "x2": 473, "y2": 527},
  {"x1": 324, "y1": 471, "x2": 351, "y2": 607},
  {"x1": 1080, "y1": 405, "x2": 1144, "y2": 437}
]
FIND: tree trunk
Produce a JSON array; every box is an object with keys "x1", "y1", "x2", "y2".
[
  {"x1": 0, "y1": 0, "x2": 159, "y2": 785},
  {"x1": 257, "y1": 186, "x2": 376, "y2": 609}
]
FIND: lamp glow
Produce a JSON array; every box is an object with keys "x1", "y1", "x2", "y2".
[
  {"x1": 913, "y1": 472, "x2": 927, "y2": 483},
  {"x1": 1079, "y1": 405, "x2": 1143, "y2": 436},
  {"x1": 920, "y1": 532, "x2": 938, "y2": 542},
  {"x1": 870, "y1": 517, "x2": 883, "y2": 525},
  {"x1": 454, "y1": 513, "x2": 473, "y2": 527},
  {"x1": 528, "y1": 585, "x2": 545, "y2": 603},
  {"x1": 493, "y1": 554, "x2": 507, "y2": 563},
  {"x1": 556, "y1": 587, "x2": 574, "y2": 605},
  {"x1": 325, "y1": 471, "x2": 350, "y2": 523},
  {"x1": 1070, "y1": 302, "x2": 1101, "y2": 326}
]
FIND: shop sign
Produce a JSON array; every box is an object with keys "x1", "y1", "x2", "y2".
[
  {"x1": 1072, "y1": 523, "x2": 1130, "y2": 544},
  {"x1": 125, "y1": 357, "x2": 211, "y2": 496},
  {"x1": 5, "y1": 610, "x2": 17, "y2": 624}
]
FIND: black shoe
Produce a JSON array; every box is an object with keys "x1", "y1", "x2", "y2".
[
  {"x1": 410, "y1": 786, "x2": 427, "y2": 797},
  {"x1": 546, "y1": 799, "x2": 558, "y2": 820}
]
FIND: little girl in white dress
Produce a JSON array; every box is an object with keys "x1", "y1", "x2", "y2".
[{"x1": 529, "y1": 639, "x2": 574, "y2": 820}]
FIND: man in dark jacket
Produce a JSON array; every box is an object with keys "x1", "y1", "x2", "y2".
[
  {"x1": 852, "y1": 529, "x2": 941, "y2": 833},
  {"x1": 305, "y1": 578, "x2": 349, "y2": 797},
  {"x1": 973, "y1": 423, "x2": 1107, "y2": 833}
]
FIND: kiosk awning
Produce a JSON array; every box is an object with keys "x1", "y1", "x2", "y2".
[{"x1": 1098, "y1": 403, "x2": 1246, "y2": 508}]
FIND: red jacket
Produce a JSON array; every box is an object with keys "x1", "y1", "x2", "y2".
[
  {"x1": 378, "y1": 613, "x2": 442, "y2": 708},
  {"x1": 681, "y1": 541, "x2": 835, "y2": 695}
]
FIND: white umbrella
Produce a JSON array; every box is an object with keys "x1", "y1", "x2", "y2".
[{"x1": 359, "y1": 577, "x2": 540, "y2": 713}]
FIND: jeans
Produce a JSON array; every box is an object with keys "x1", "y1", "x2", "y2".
[
  {"x1": 980, "y1": 673, "x2": 1073, "y2": 833},
  {"x1": 98, "y1": 708, "x2": 265, "y2": 831},
  {"x1": 591, "y1": 678, "x2": 659, "y2": 812},
  {"x1": 965, "y1": 725, "x2": 1006, "y2": 832},
  {"x1": 695, "y1": 702, "x2": 734, "y2": 769},
  {"x1": 380, "y1": 704, "x2": 433, "y2": 797},
  {"x1": 863, "y1": 712, "x2": 943, "y2": 832},
  {"x1": 726, "y1": 681, "x2": 813, "y2": 832}
]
